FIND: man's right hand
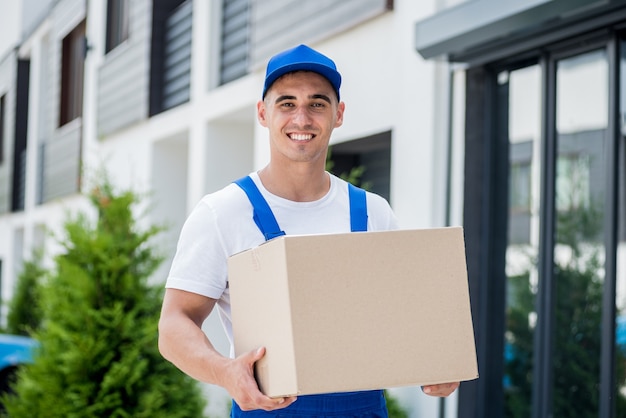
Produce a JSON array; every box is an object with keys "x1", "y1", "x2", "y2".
[
  {"x1": 159, "y1": 290, "x2": 296, "y2": 412},
  {"x1": 224, "y1": 346, "x2": 297, "y2": 411}
]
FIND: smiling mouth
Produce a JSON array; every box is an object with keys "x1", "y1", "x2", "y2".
[{"x1": 289, "y1": 133, "x2": 314, "y2": 141}]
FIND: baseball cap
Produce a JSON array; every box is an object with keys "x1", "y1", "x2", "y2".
[{"x1": 262, "y1": 44, "x2": 342, "y2": 100}]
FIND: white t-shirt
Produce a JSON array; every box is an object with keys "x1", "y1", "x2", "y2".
[{"x1": 165, "y1": 172, "x2": 398, "y2": 353}]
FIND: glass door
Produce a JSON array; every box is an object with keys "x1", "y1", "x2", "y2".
[
  {"x1": 552, "y1": 48, "x2": 608, "y2": 418},
  {"x1": 501, "y1": 64, "x2": 542, "y2": 418},
  {"x1": 499, "y1": 46, "x2": 616, "y2": 417}
]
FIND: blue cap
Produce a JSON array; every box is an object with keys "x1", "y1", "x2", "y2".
[{"x1": 262, "y1": 44, "x2": 342, "y2": 100}]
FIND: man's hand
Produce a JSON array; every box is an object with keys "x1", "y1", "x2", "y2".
[
  {"x1": 224, "y1": 347, "x2": 297, "y2": 411},
  {"x1": 422, "y1": 382, "x2": 460, "y2": 397},
  {"x1": 159, "y1": 290, "x2": 295, "y2": 412}
]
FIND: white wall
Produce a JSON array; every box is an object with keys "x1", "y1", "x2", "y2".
[{"x1": 0, "y1": 1, "x2": 21, "y2": 59}]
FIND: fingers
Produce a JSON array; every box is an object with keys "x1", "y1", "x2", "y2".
[
  {"x1": 229, "y1": 347, "x2": 298, "y2": 411},
  {"x1": 238, "y1": 395, "x2": 298, "y2": 412},
  {"x1": 249, "y1": 346, "x2": 265, "y2": 363},
  {"x1": 422, "y1": 382, "x2": 460, "y2": 397}
]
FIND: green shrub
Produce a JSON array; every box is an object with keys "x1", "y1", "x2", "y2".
[
  {"x1": 385, "y1": 390, "x2": 409, "y2": 418},
  {"x1": 2, "y1": 179, "x2": 206, "y2": 417},
  {"x1": 5, "y1": 250, "x2": 45, "y2": 336}
]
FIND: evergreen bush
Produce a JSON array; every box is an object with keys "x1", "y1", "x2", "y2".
[
  {"x1": 5, "y1": 251, "x2": 45, "y2": 336},
  {"x1": 1, "y1": 180, "x2": 206, "y2": 417}
]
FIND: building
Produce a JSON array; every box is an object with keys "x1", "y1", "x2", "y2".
[
  {"x1": 0, "y1": 0, "x2": 624, "y2": 417},
  {"x1": 414, "y1": 1, "x2": 626, "y2": 417}
]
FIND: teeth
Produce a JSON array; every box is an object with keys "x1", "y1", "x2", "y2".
[{"x1": 290, "y1": 134, "x2": 313, "y2": 141}]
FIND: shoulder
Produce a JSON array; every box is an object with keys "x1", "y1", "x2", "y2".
[
  {"x1": 365, "y1": 190, "x2": 393, "y2": 212},
  {"x1": 180, "y1": 181, "x2": 256, "y2": 244},
  {"x1": 328, "y1": 173, "x2": 398, "y2": 230},
  {"x1": 196, "y1": 181, "x2": 251, "y2": 218}
]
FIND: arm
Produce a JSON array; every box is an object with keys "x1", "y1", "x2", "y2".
[{"x1": 158, "y1": 288, "x2": 296, "y2": 411}]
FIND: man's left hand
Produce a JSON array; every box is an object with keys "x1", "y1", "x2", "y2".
[{"x1": 421, "y1": 382, "x2": 460, "y2": 397}]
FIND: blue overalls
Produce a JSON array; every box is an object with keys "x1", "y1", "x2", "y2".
[{"x1": 231, "y1": 176, "x2": 388, "y2": 418}]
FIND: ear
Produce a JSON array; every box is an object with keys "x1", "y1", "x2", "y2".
[
  {"x1": 334, "y1": 101, "x2": 345, "y2": 128},
  {"x1": 257, "y1": 100, "x2": 268, "y2": 127}
]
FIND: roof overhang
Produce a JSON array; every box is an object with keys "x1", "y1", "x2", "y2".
[{"x1": 414, "y1": 0, "x2": 609, "y2": 61}]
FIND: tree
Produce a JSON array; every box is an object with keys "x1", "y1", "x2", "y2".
[
  {"x1": 1, "y1": 180, "x2": 206, "y2": 417},
  {"x1": 5, "y1": 250, "x2": 45, "y2": 336}
]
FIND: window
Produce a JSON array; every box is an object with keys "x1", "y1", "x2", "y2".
[
  {"x1": 220, "y1": 0, "x2": 250, "y2": 85},
  {"x1": 326, "y1": 132, "x2": 392, "y2": 204},
  {"x1": 0, "y1": 94, "x2": 5, "y2": 163},
  {"x1": 59, "y1": 20, "x2": 86, "y2": 126},
  {"x1": 461, "y1": 32, "x2": 621, "y2": 418},
  {"x1": 149, "y1": 0, "x2": 192, "y2": 115},
  {"x1": 12, "y1": 60, "x2": 30, "y2": 212},
  {"x1": 106, "y1": 0, "x2": 129, "y2": 53}
]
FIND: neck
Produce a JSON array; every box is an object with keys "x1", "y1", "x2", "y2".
[{"x1": 258, "y1": 164, "x2": 329, "y2": 202}]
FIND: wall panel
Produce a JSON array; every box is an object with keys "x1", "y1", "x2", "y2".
[
  {"x1": 97, "y1": 0, "x2": 152, "y2": 136},
  {"x1": 250, "y1": 0, "x2": 389, "y2": 70}
]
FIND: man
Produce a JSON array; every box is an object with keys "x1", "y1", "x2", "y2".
[{"x1": 158, "y1": 44, "x2": 459, "y2": 416}]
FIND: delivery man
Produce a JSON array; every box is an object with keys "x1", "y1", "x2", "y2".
[{"x1": 158, "y1": 44, "x2": 460, "y2": 417}]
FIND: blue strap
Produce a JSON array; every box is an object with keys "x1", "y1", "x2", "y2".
[
  {"x1": 348, "y1": 183, "x2": 368, "y2": 232},
  {"x1": 234, "y1": 176, "x2": 368, "y2": 241},
  {"x1": 234, "y1": 176, "x2": 286, "y2": 241}
]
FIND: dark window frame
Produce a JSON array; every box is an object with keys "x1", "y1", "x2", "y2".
[
  {"x1": 0, "y1": 94, "x2": 5, "y2": 164},
  {"x1": 105, "y1": 0, "x2": 129, "y2": 53},
  {"x1": 219, "y1": 0, "x2": 250, "y2": 86},
  {"x1": 59, "y1": 20, "x2": 86, "y2": 126},
  {"x1": 12, "y1": 59, "x2": 30, "y2": 212},
  {"x1": 149, "y1": 0, "x2": 190, "y2": 116}
]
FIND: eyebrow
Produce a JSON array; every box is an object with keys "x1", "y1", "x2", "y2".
[
  {"x1": 274, "y1": 95, "x2": 296, "y2": 104},
  {"x1": 274, "y1": 94, "x2": 332, "y2": 104},
  {"x1": 311, "y1": 94, "x2": 332, "y2": 104}
]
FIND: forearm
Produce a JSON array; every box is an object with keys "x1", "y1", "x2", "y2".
[
  {"x1": 158, "y1": 312, "x2": 229, "y2": 385},
  {"x1": 158, "y1": 289, "x2": 295, "y2": 411}
]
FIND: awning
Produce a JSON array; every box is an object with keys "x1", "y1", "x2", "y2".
[{"x1": 414, "y1": 0, "x2": 608, "y2": 61}]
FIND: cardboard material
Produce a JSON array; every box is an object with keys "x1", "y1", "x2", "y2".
[{"x1": 228, "y1": 227, "x2": 478, "y2": 397}]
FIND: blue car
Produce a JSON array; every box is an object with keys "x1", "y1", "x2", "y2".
[{"x1": 0, "y1": 334, "x2": 36, "y2": 394}]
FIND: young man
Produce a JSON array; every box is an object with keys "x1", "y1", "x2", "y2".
[{"x1": 158, "y1": 44, "x2": 459, "y2": 416}]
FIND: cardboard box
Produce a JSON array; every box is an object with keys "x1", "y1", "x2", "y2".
[{"x1": 228, "y1": 227, "x2": 478, "y2": 397}]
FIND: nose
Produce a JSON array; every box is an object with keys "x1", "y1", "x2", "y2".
[{"x1": 291, "y1": 105, "x2": 312, "y2": 126}]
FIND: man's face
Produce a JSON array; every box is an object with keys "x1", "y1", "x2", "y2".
[{"x1": 258, "y1": 71, "x2": 345, "y2": 167}]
